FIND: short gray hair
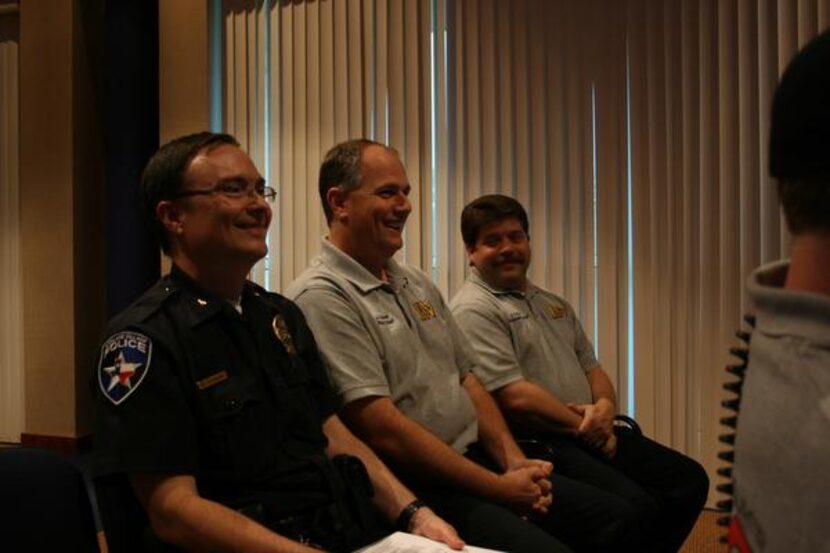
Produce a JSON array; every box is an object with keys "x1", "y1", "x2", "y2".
[{"x1": 318, "y1": 138, "x2": 397, "y2": 223}]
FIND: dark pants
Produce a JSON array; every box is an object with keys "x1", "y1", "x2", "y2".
[
  {"x1": 412, "y1": 442, "x2": 643, "y2": 553},
  {"x1": 532, "y1": 427, "x2": 710, "y2": 553},
  {"x1": 416, "y1": 486, "x2": 575, "y2": 553}
]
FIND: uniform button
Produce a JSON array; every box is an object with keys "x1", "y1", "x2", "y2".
[
  {"x1": 224, "y1": 398, "x2": 239, "y2": 409},
  {"x1": 164, "y1": 286, "x2": 170, "y2": 292}
]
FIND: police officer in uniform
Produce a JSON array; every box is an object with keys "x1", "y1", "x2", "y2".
[{"x1": 92, "y1": 132, "x2": 463, "y2": 552}]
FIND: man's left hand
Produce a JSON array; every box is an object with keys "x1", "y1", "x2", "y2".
[
  {"x1": 600, "y1": 433, "x2": 618, "y2": 459},
  {"x1": 409, "y1": 507, "x2": 465, "y2": 550},
  {"x1": 507, "y1": 456, "x2": 554, "y2": 476},
  {"x1": 592, "y1": 397, "x2": 615, "y2": 438},
  {"x1": 569, "y1": 403, "x2": 606, "y2": 448}
]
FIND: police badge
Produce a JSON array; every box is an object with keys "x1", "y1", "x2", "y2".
[
  {"x1": 272, "y1": 314, "x2": 297, "y2": 354},
  {"x1": 98, "y1": 331, "x2": 152, "y2": 405}
]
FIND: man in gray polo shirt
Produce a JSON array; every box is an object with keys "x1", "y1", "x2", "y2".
[
  {"x1": 729, "y1": 29, "x2": 830, "y2": 552},
  {"x1": 450, "y1": 194, "x2": 709, "y2": 552},
  {"x1": 287, "y1": 139, "x2": 639, "y2": 553}
]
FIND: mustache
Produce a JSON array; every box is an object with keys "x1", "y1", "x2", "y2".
[{"x1": 497, "y1": 253, "x2": 525, "y2": 264}]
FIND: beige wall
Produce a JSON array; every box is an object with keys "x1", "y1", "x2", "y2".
[
  {"x1": 19, "y1": 0, "x2": 105, "y2": 443},
  {"x1": 158, "y1": 0, "x2": 211, "y2": 275},
  {"x1": 13, "y1": 0, "x2": 210, "y2": 445},
  {"x1": 159, "y1": 0, "x2": 210, "y2": 141}
]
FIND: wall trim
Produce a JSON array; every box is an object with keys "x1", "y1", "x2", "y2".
[{"x1": 20, "y1": 433, "x2": 93, "y2": 455}]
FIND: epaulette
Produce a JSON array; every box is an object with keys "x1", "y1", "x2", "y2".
[
  {"x1": 245, "y1": 279, "x2": 270, "y2": 297},
  {"x1": 106, "y1": 276, "x2": 181, "y2": 330},
  {"x1": 245, "y1": 280, "x2": 291, "y2": 309}
]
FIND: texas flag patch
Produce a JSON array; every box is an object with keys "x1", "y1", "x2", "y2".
[{"x1": 98, "y1": 331, "x2": 152, "y2": 405}]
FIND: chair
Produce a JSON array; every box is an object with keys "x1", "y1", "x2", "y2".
[
  {"x1": 0, "y1": 447, "x2": 103, "y2": 552},
  {"x1": 613, "y1": 413, "x2": 642, "y2": 435}
]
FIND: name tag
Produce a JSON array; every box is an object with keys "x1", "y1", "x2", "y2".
[
  {"x1": 375, "y1": 314, "x2": 394, "y2": 325},
  {"x1": 507, "y1": 311, "x2": 528, "y2": 322},
  {"x1": 196, "y1": 370, "x2": 229, "y2": 390}
]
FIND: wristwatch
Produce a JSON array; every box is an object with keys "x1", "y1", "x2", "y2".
[{"x1": 396, "y1": 499, "x2": 426, "y2": 532}]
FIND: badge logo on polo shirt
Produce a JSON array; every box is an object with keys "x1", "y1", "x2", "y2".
[
  {"x1": 272, "y1": 314, "x2": 297, "y2": 354},
  {"x1": 98, "y1": 331, "x2": 152, "y2": 405},
  {"x1": 507, "y1": 311, "x2": 528, "y2": 322},
  {"x1": 412, "y1": 300, "x2": 437, "y2": 321},
  {"x1": 375, "y1": 314, "x2": 394, "y2": 325},
  {"x1": 547, "y1": 304, "x2": 566, "y2": 319}
]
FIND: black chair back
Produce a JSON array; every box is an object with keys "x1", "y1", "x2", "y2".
[{"x1": 0, "y1": 448, "x2": 101, "y2": 552}]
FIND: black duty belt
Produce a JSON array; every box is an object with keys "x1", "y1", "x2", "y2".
[{"x1": 237, "y1": 455, "x2": 384, "y2": 552}]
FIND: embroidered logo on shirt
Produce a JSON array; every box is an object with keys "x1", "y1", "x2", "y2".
[
  {"x1": 196, "y1": 370, "x2": 229, "y2": 390},
  {"x1": 412, "y1": 300, "x2": 437, "y2": 321},
  {"x1": 507, "y1": 311, "x2": 528, "y2": 322},
  {"x1": 272, "y1": 314, "x2": 297, "y2": 354},
  {"x1": 98, "y1": 331, "x2": 152, "y2": 405},
  {"x1": 547, "y1": 304, "x2": 566, "y2": 319}
]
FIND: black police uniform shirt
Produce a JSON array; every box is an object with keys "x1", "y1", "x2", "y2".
[{"x1": 93, "y1": 266, "x2": 342, "y2": 518}]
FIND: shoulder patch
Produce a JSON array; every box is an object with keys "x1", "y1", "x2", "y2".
[{"x1": 98, "y1": 331, "x2": 152, "y2": 405}]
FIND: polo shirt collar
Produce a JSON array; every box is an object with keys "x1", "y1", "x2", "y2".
[
  {"x1": 319, "y1": 239, "x2": 403, "y2": 293},
  {"x1": 749, "y1": 260, "x2": 830, "y2": 345},
  {"x1": 469, "y1": 266, "x2": 539, "y2": 300}
]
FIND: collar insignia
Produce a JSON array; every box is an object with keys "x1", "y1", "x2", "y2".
[
  {"x1": 98, "y1": 331, "x2": 152, "y2": 405},
  {"x1": 272, "y1": 314, "x2": 297, "y2": 354}
]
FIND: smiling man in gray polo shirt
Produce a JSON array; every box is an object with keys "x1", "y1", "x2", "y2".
[
  {"x1": 287, "y1": 139, "x2": 643, "y2": 553},
  {"x1": 450, "y1": 194, "x2": 709, "y2": 552}
]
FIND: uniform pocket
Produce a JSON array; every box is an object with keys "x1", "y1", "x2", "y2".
[{"x1": 199, "y1": 382, "x2": 278, "y2": 477}]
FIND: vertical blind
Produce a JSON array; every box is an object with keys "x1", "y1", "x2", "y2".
[
  {"x1": 219, "y1": 0, "x2": 830, "y2": 497},
  {"x1": 0, "y1": 8, "x2": 23, "y2": 443}
]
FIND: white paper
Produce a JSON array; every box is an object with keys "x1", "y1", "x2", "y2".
[{"x1": 355, "y1": 532, "x2": 503, "y2": 553}]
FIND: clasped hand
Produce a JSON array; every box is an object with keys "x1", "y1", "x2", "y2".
[
  {"x1": 499, "y1": 458, "x2": 554, "y2": 516},
  {"x1": 569, "y1": 398, "x2": 616, "y2": 456}
]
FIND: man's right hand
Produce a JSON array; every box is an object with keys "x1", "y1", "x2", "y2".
[
  {"x1": 496, "y1": 464, "x2": 553, "y2": 515},
  {"x1": 409, "y1": 507, "x2": 465, "y2": 550}
]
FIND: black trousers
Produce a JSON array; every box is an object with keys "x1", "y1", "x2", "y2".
[
  {"x1": 416, "y1": 485, "x2": 574, "y2": 553},
  {"x1": 412, "y1": 442, "x2": 641, "y2": 553},
  {"x1": 529, "y1": 427, "x2": 709, "y2": 553}
]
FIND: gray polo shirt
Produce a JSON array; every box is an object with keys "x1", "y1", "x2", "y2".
[
  {"x1": 733, "y1": 260, "x2": 830, "y2": 552},
  {"x1": 450, "y1": 268, "x2": 597, "y2": 405},
  {"x1": 285, "y1": 240, "x2": 479, "y2": 453}
]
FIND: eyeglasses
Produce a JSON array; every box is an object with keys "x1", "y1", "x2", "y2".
[{"x1": 172, "y1": 179, "x2": 277, "y2": 202}]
